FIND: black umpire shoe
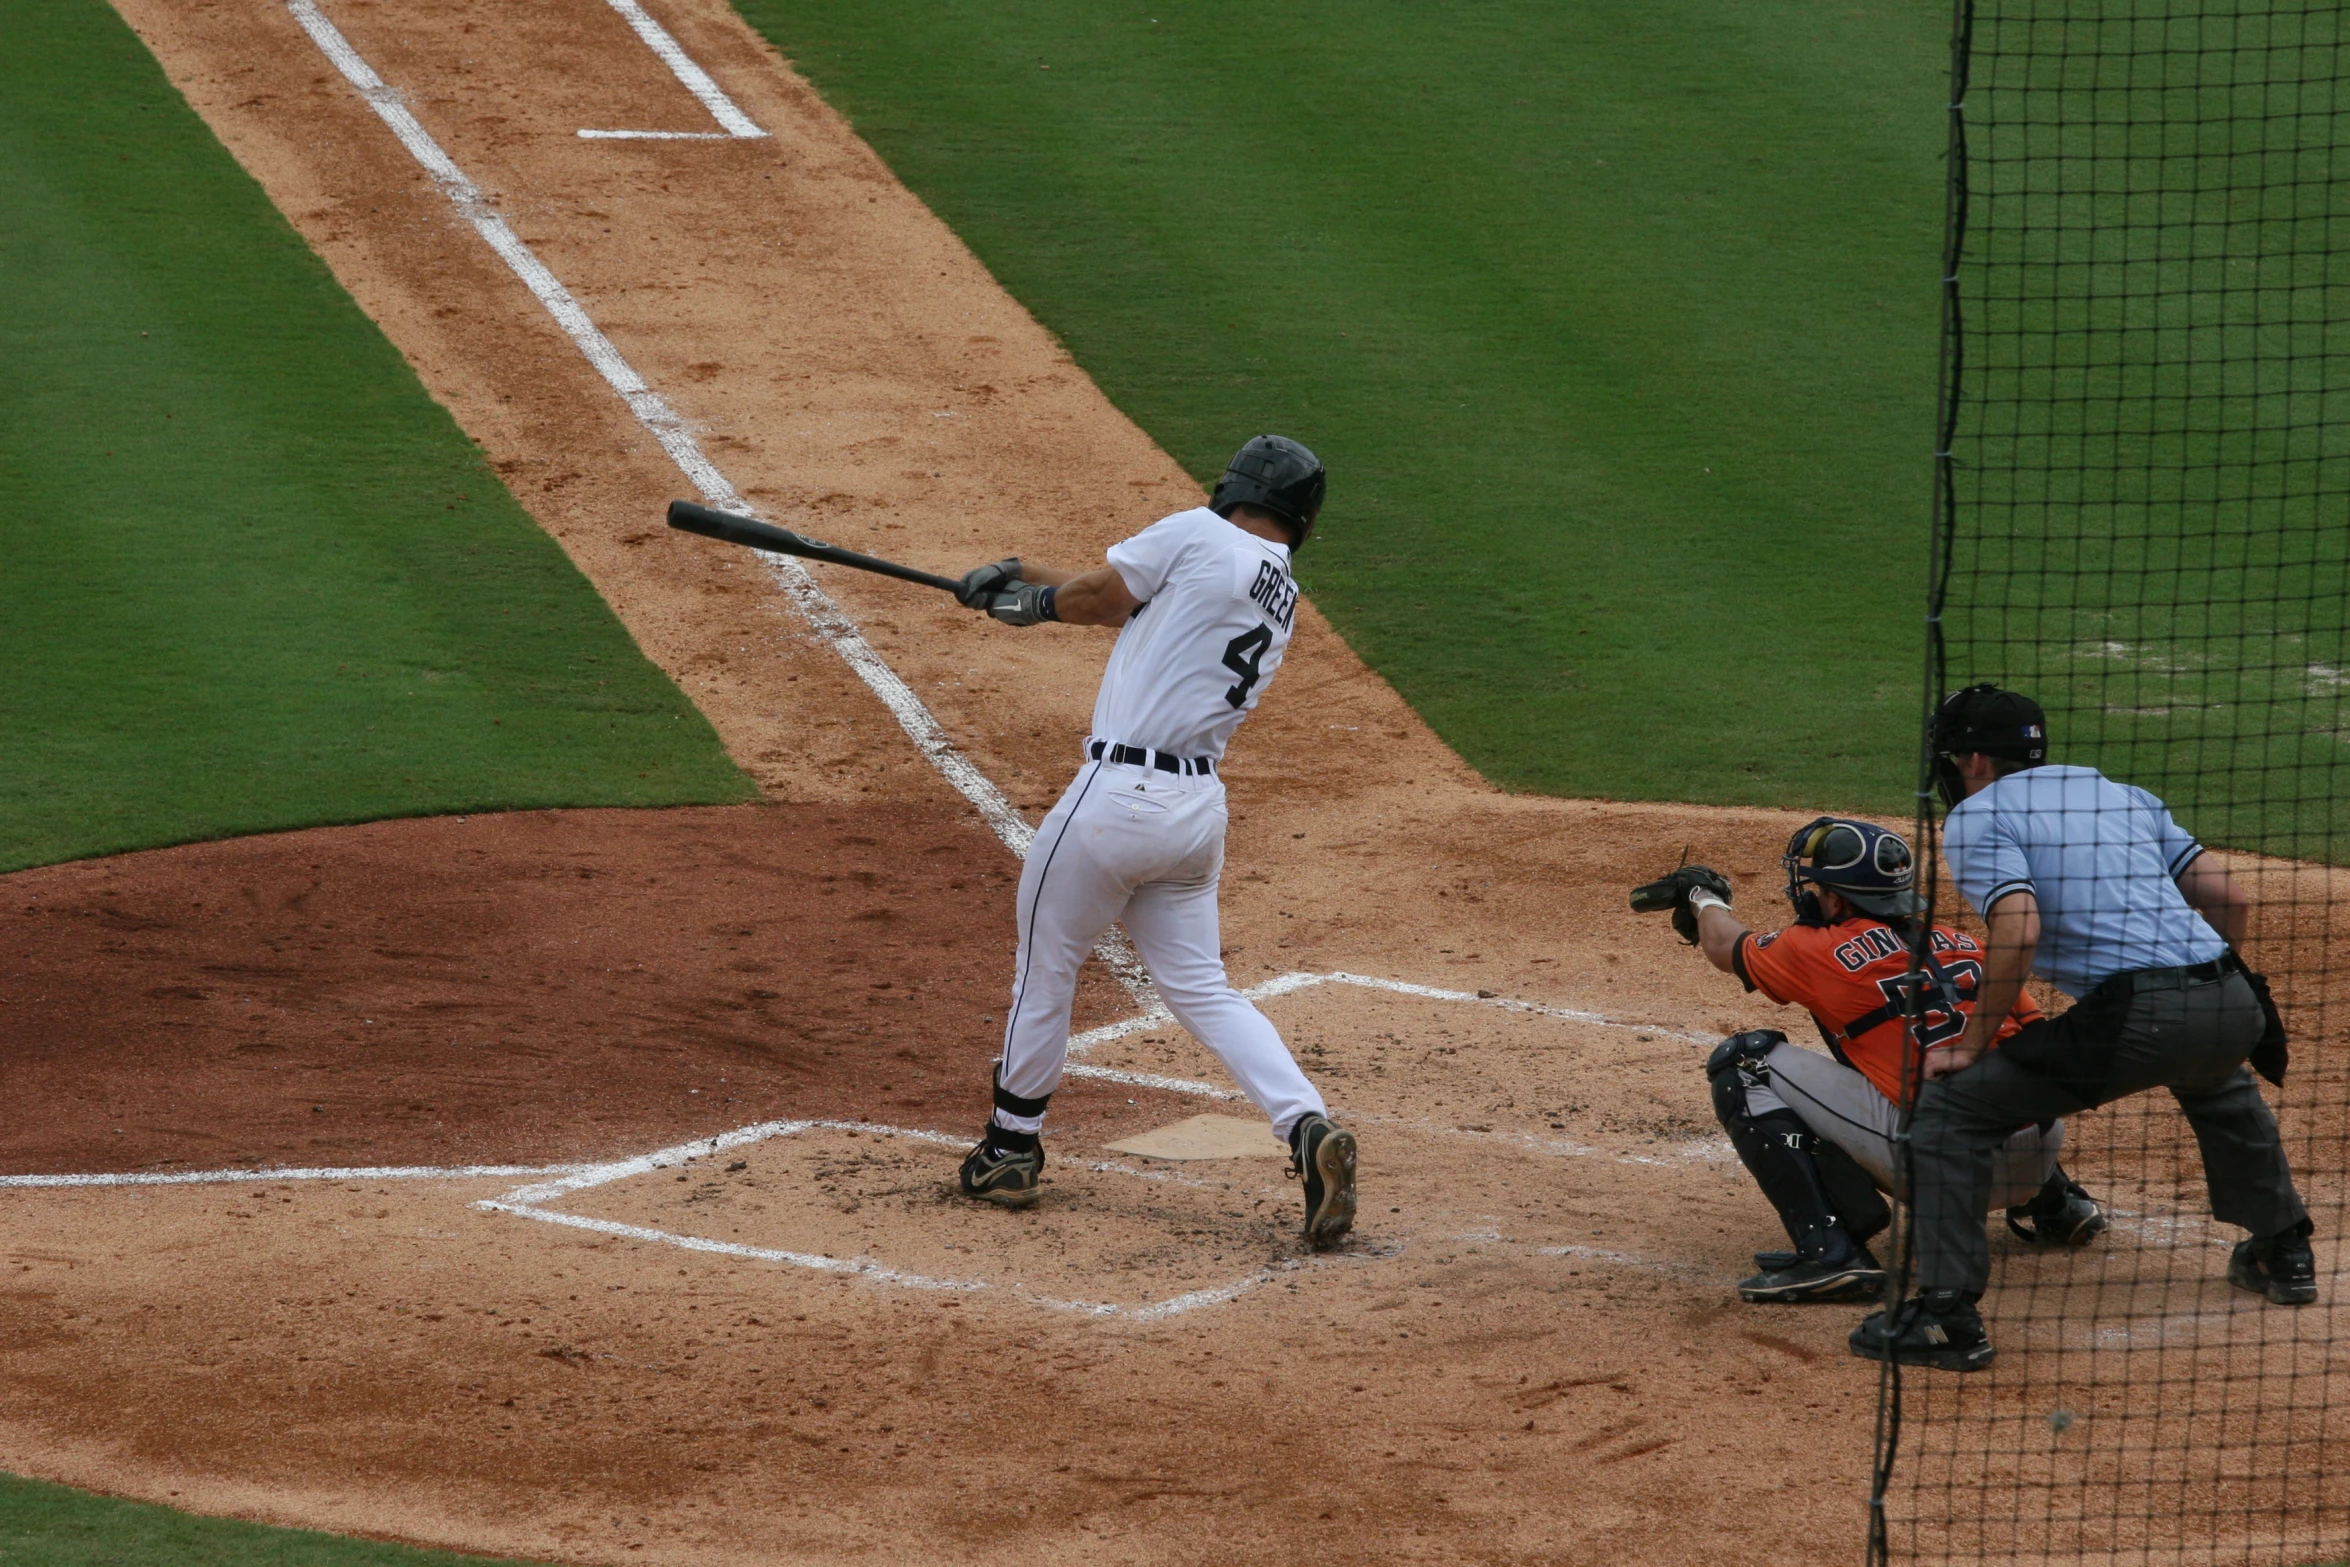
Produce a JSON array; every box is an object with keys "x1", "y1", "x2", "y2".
[
  {"x1": 958, "y1": 1127, "x2": 1043, "y2": 1208},
  {"x1": 2005, "y1": 1167, "x2": 2109, "y2": 1246},
  {"x1": 1289, "y1": 1114, "x2": 1357, "y2": 1250},
  {"x1": 2228, "y1": 1219, "x2": 2318, "y2": 1305},
  {"x1": 1848, "y1": 1289, "x2": 1995, "y2": 1373},
  {"x1": 1739, "y1": 1245, "x2": 1885, "y2": 1304}
]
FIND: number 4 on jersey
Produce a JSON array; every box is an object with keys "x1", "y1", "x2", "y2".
[{"x1": 1222, "y1": 624, "x2": 1274, "y2": 709}]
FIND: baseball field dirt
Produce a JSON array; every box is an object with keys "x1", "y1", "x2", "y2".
[{"x1": 3, "y1": 0, "x2": 2341, "y2": 1562}]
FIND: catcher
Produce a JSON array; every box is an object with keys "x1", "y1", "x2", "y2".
[{"x1": 1630, "y1": 818, "x2": 2106, "y2": 1303}]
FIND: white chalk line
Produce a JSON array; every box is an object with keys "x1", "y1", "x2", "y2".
[
  {"x1": 581, "y1": 0, "x2": 766, "y2": 139},
  {"x1": 51, "y1": 7, "x2": 2311, "y2": 1335},
  {"x1": 477, "y1": 1118, "x2": 1299, "y2": 1319},
  {"x1": 0, "y1": 1162, "x2": 586, "y2": 1191},
  {"x1": 1315, "y1": 971, "x2": 1718, "y2": 1046},
  {"x1": 1064, "y1": 1061, "x2": 1241, "y2": 1100},
  {"x1": 1062, "y1": 970, "x2": 1728, "y2": 1160},
  {"x1": 0, "y1": 966, "x2": 1713, "y2": 1192},
  {"x1": 283, "y1": 0, "x2": 1154, "y2": 1008},
  {"x1": 1063, "y1": 970, "x2": 1714, "y2": 1069},
  {"x1": 9, "y1": 1126, "x2": 2300, "y2": 1327},
  {"x1": 577, "y1": 129, "x2": 731, "y2": 141}
]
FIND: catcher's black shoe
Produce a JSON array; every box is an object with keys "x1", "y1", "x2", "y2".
[
  {"x1": 1739, "y1": 1245, "x2": 1885, "y2": 1304},
  {"x1": 2228, "y1": 1219, "x2": 2318, "y2": 1305},
  {"x1": 1849, "y1": 1289, "x2": 1994, "y2": 1373},
  {"x1": 2005, "y1": 1167, "x2": 2108, "y2": 1246},
  {"x1": 958, "y1": 1127, "x2": 1043, "y2": 1209},
  {"x1": 1288, "y1": 1114, "x2": 1357, "y2": 1250}
]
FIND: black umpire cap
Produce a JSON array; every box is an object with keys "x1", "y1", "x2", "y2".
[
  {"x1": 1930, "y1": 684, "x2": 2047, "y2": 809},
  {"x1": 1932, "y1": 683, "x2": 2049, "y2": 763}
]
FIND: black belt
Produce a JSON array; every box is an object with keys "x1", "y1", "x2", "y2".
[
  {"x1": 2092, "y1": 956, "x2": 2230, "y2": 1000},
  {"x1": 1088, "y1": 739, "x2": 1215, "y2": 776}
]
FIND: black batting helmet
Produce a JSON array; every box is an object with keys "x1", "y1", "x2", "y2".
[{"x1": 1211, "y1": 435, "x2": 1327, "y2": 547}]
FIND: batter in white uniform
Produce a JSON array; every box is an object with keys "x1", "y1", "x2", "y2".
[{"x1": 947, "y1": 435, "x2": 1357, "y2": 1249}]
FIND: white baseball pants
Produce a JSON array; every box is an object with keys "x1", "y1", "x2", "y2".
[{"x1": 994, "y1": 756, "x2": 1326, "y2": 1143}]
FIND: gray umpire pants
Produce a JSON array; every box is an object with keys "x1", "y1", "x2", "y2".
[
  {"x1": 1911, "y1": 968, "x2": 2305, "y2": 1296},
  {"x1": 1748, "y1": 1044, "x2": 2060, "y2": 1210}
]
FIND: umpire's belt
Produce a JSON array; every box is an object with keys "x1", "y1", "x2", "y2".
[
  {"x1": 2088, "y1": 956, "x2": 2229, "y2": 1002},
  {"x1": 1088, "y1": 739, "x2": 1215, "y2": 776}
]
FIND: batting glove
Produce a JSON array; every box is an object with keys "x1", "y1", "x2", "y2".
[
  {"x1": 987, "y1": 582, "x2": 1058, "y2": 627},
  {"x1": 956, "y1": 557, "x2": 1023, "y2": 608}
]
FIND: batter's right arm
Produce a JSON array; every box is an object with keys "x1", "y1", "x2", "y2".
[
  {"x1": 976, "y1": 563, "x2": 1139, "y2": 627},
  {"x1": 1047, "y1": 567, "x2": 1141, "y2": 625}
]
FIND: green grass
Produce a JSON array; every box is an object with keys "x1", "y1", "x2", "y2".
[
  {"x1": 726, "y1": 0, "x2": 1956, "y2": 811},
  {"x1": 0, "y1": 0, "x2": 755, "y2": 874},
  {"x1": 1938, "y1": 5, "x2": 2350, "y2": 862},
  {"x1": 0, "y1": 1471, "x2": 544, "y2": 1567}
]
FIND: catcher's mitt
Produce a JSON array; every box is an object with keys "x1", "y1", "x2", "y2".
[{"x1": 1629, "y1": 863, "x2": 1734, "y2": 945}]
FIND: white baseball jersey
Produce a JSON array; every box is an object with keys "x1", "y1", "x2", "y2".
[
  {"x1": 1093, "y1": 507, "x2": 1299, "y2": 760},
  {"x1": 987, "y1": 503, "x2": 1328, "y2": 1149}
]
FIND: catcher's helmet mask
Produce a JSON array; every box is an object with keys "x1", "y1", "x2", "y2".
[
  {"x1": 1931, "y1": 683, "x2": 2048, "y2": 809},
  {"x1": 1211, "y1": 435, "x2": 1327, "y2": 548},
  {"x1": 1783, "y1": 816, "x2": 1926, "y2": 925}
]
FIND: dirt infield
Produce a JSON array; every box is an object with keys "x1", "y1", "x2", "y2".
[
  {"x1": 3, "y1": 0, "x2": 2338, "y2": 1561},
  {"x1": 0, "y1": 804, "x2": 1140, "y2": 1177},
  {"x1": 3, "y1": 801, "x2": 1882, "y2": 1567}
]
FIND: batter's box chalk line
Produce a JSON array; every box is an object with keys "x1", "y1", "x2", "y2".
[
  {"x1": 574, "y1": 0, "x2": 768, "y2": 140},
  {"x1": 474, "y1": 1118, "x2": 1350, "y2": 1321},
  {"x1": 1066, "y1": 969, "x2": 1730, "y2": 1165},
  {"x1": 1066, "y1": 967, "x2": 1711, "y2": 1078},
  {"x1": 0, "y1": 972, "x2": 1724, "y2": 1315},
  {"x1": 463, "y1": 972, "x2": 1723, "y2": 1313}
]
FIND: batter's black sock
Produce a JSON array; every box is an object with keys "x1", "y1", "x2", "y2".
[{"x1": 982, "y1": 1122, "x2": 1040, "y2": 1156}]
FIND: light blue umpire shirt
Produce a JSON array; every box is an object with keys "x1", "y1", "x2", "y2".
[{"x1": 1942, "y1": 763, "x2": 2226, "y2": 998}]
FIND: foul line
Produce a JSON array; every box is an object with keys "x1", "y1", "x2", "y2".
[
  {"x1": 579, "y1": 0, "x2": 766, "y2": 139},
  {"x1": 282, "y1": 0, "x2": 1152, "y2": 1006},
  {"x1": 0, "y1": 1162, "x2": 584, "y2": 1191}
]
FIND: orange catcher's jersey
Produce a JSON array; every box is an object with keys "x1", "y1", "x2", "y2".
[{"x1": 1732, "y1": 919, "x2": 2043, "y2": 1103}]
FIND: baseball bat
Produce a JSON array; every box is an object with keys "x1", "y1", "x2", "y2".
[{"x1": 666, "y1": 499, "x2": 966, "y2": 594}]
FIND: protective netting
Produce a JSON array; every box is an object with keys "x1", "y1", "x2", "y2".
[{"x1": 1872, "y1": 2, "x2": 2350, "y2": 1563}]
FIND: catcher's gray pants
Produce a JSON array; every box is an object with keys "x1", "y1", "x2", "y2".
[
  {"x1": 1746, "y1": 1043, "x2": 2060, "y2": 1211},
  {"x1": 1911, "y1": 967, "x2": 2301, "y2": 1296},
  {"x1": 993, "y1": 758, "x2": 1325, "y2": 1144}
]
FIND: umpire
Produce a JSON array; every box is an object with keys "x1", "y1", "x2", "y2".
[{"x1": 1851, "y1": 684, "x2": 2316, "y2": 1372}]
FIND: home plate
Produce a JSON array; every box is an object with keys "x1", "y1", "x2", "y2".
[{"x1": 1105, "y1": 1115, "x2": 1285, "y2": 1161}]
